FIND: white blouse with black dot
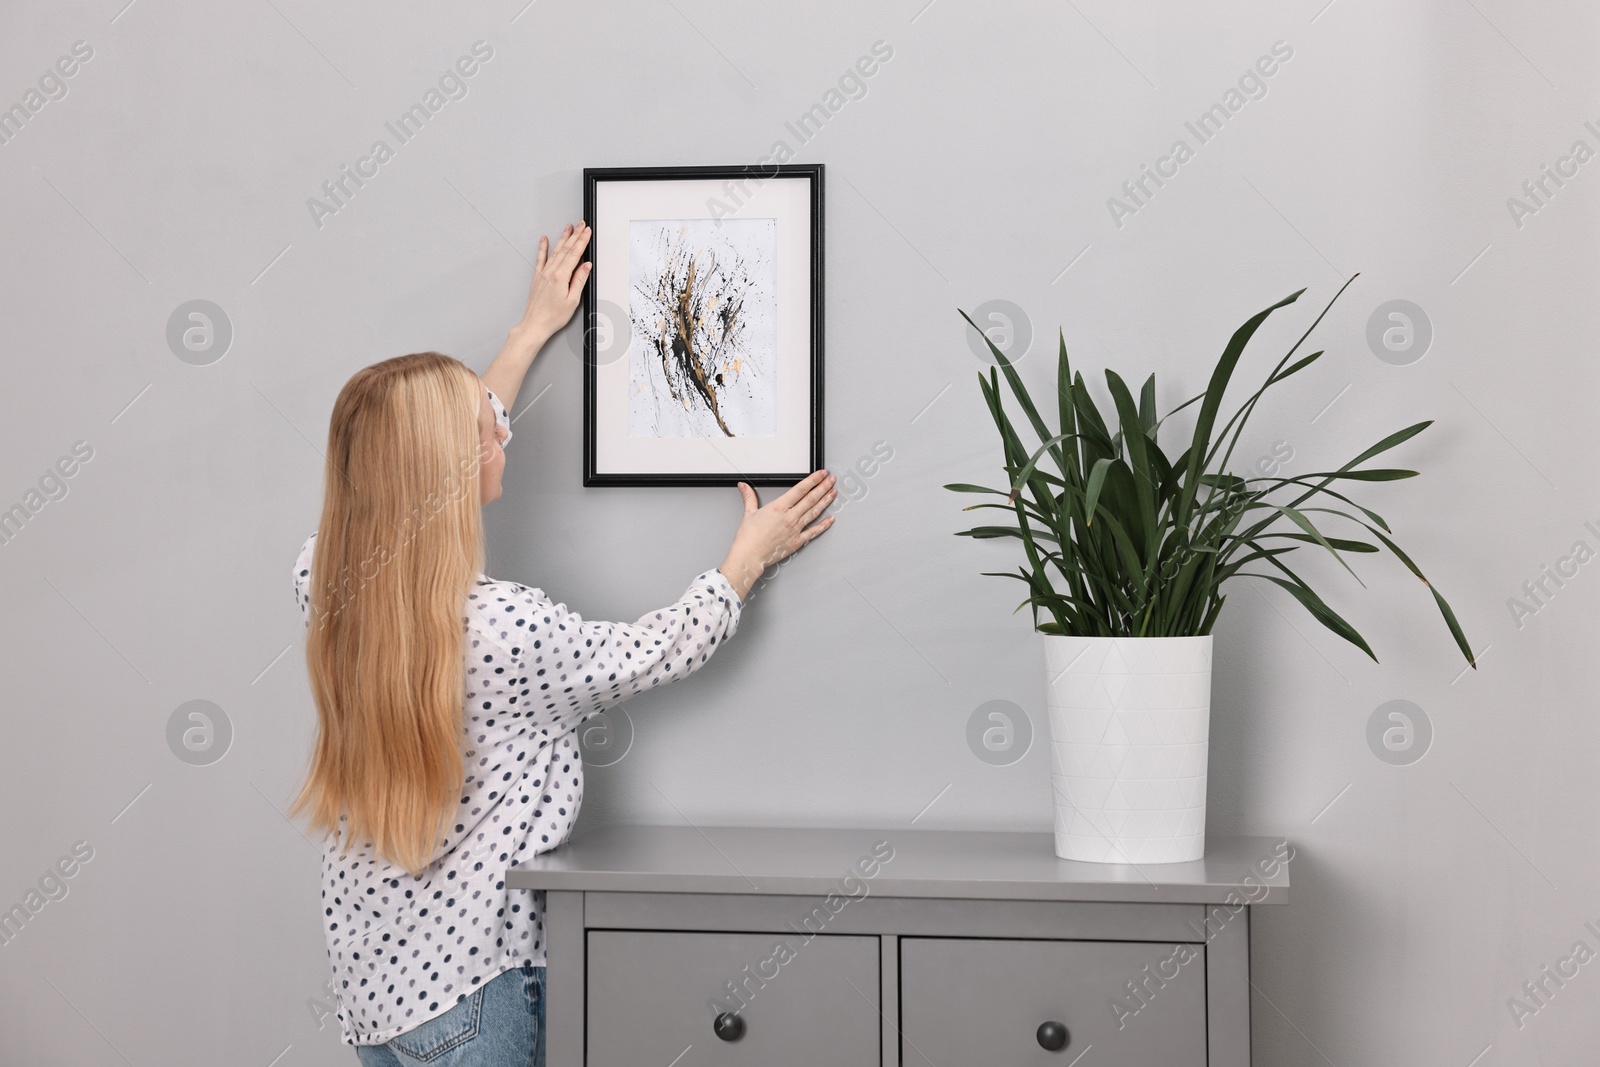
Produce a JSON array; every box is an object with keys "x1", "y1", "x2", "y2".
[{"x1": 291, "y1": 388, "x2": 743, "y2": 1047}]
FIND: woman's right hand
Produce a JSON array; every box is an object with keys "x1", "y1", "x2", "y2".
[{"x1": 717, "y1": 470, "x2": 837, "y2": 601}]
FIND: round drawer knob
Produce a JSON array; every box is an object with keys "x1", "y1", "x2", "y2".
[
  {"x1": 1036, "y1": 1020, "x2": 1069, "y2": 1051},
  {"x1": 713, "y1": 1012, "x2": 745, "y2": 1042}
]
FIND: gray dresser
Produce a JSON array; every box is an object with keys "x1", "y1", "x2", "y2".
[{"x1": 505, "y1": 826, "x2": 1291, "y2": 1066}]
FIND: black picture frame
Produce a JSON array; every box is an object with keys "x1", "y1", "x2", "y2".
[{"x1": 581, "y1": 163, "x2": 824, "y2": 487}]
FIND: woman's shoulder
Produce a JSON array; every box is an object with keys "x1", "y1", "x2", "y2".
[
  {"x1": 293, "y1": 532, "x2": 316, "y2": 587},
  {"x1": 467, "y1": 576, "x2": 556, "y2": 615},
  {"x1": 292, "y1": 532, "x2": 316, "y2": 620},
  {"x1": 465, "y1": 576, "x2": 558, "y2": 655}
]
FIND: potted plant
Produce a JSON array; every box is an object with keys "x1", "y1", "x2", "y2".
[{"x1": 948, "y1": 278, "x2": 1474, "y2": 864}]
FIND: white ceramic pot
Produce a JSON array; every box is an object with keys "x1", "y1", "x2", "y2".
[{"x1": 1044, "y1": 635, "x2": 1212, "y2": 864}]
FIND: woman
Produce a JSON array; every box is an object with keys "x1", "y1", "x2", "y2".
[{"x1": 288, "y1": 222, "x2": 835, "y2": 1065}]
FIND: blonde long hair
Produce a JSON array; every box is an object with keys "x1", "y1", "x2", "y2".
[{"x1": 289, "y1": 352, "x2": 486, "y2": 877}]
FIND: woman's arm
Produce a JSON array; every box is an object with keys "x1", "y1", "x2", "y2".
[
  {"x1": 481, "y1": 222, "x2": 592, "y2": 413},
  {"x1": 468, "y1": 568, "x2": 743, "y2": 742}
]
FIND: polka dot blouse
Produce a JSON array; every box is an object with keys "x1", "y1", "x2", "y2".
[{"x1": 290, "y1": 388, "x2": 743, "y2": 1048}]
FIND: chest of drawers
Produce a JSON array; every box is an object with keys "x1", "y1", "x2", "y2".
[{"x1": 506, "y1": 825, "x2": 1290, "y2": 1065}]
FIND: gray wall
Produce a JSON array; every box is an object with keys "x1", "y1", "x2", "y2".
[{"x1": 1, "y1": 0, "x2": 1594, "y2": 1063}]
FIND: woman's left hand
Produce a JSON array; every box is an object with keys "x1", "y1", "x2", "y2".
[{"x1": 511, "y1": 222, "x2": 592, "y2": 346}]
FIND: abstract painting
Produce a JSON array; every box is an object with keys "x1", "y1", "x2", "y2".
[
  {"x1": 582, "y1": 164, "x2": 822, "y2": 486},
  {"x1": 627, "y1": 218, "x2": 777, "y2": 439}
]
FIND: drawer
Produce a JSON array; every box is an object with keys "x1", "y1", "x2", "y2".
[
  {"x1": 900, "y1": 937, "x2": 1206, "y2": 1065},
  {"x1": 586, "y1": 929, "x2": 880, "y2": 1066}
]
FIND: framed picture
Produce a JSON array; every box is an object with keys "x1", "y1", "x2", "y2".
[{"x1": 581, "y1": 164, "x2": 824, "y2": 486}]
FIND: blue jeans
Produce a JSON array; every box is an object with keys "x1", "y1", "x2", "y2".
[{"x1": 355, "y1": 962, "x2": 544, "y2": 1067}]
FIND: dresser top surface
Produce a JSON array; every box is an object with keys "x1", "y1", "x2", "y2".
[{"x1": 504, "y1": 825, "x2": 1291, "y2": 904}]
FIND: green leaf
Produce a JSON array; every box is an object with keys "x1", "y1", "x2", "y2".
[
  {"x1": 957, "y1": 525, "x2": 1060, "y2": 543},
  {"x1": 1056, "y1": 331, "x2": 1079, "y2": 485},
  {"x1": 1070, "y1": 371, "x2": 1114, "y2": 452},
  {"x1": 1138, "y1": 373, "x2": 1158, "y2": 437},
  {"x1": 1344, "y1": 421, "x2": 1431, "y2": 470},
  {"x1": 1263, "y1": 477, "x2": 1395, "y2": 533},
  {"x1": 1203, "y1": 277, "x2": 1361, "y2": 487},
  {"x1": 1007, "y1": 432, "x2": 1085, "y2": 501},
  {"x1": 1266, "y1": 468, "x2": 1418, "y2": 483},
  {"x1": 1159, "y1": 391, "x2": 1205, "y2": 428},
  {"x1": 960, "y1": 307, "x2": 1057, "y2": 458},
  {"x1": 1268, "y1": 351, "x2": 1323, "y2": 385},
  {"x1": 1309, "y1": 469, "x2": 1418, "y2": 482},
  {"x1": 1364, "y1": 526, "x2": 1477, "y2": 668},
  {"x1": 944, "y1": 482, "x2": 1011, "y2": 495},
  {"x1": 1176, "y1": 288, "x2": 1306, "y2": 529},
  {"x1": 1104, "y1": 369, "x2": 1159, "y2": 555},
  {"x1": 1266, "y1": 504, "x2": 1364, "y2": 585},
  {"x1": 1260, "y1": 532, "x2": 1380, "y2": 553},
  {"x1": 1083, "y1": 457, "x2": 1113, "y2": 525},
  {"x1": 1250, "y1": 571, "x2": 1378, "y2": 661}
]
